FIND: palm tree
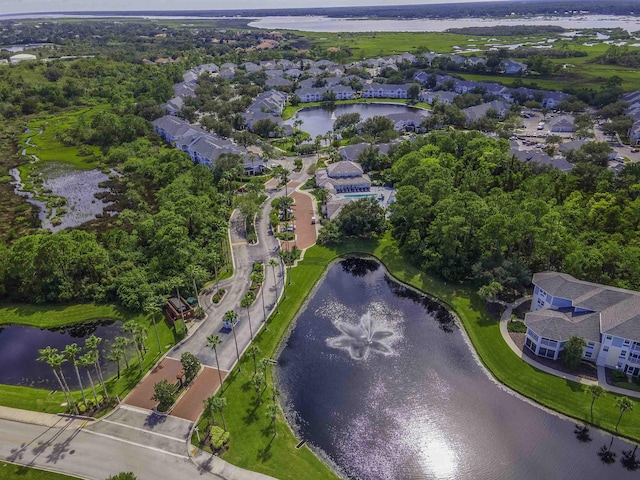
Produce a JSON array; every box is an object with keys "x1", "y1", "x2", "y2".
[
  {"x1": 63, "y1": 343, "x2": 86, "y2": 406},
  {"x1": 586, "y1": 385, "x2": 605, "y2": 421},
  {"x1": 123, "y1": 321, "x2": 144, "y2": 373},
  {"x1": 85, "y1": 335, "x2": 108, "y2": 398},
  {"x1": 144, "y1": 298, "x2": 164, "y2": 355},
  {"x1": 251, "y1": 373, "x2": 266, "y2": 404},
  {"x1": 113, "y1": 336, "x2": 131, "y2": 369},
  {"x1": 252, "y1": 272, "x2": 267, "y2": 324},
  {"x1": 240, "y1": 291, "x2": 255, "y2": 340},
  {"x1": 203, "y1": 396, "x2": 217, "y2": 428},
  {"x1": 616, "y1": 396, "x2": 634, "y2": 432},
  {"x1": 247, "y1": 345, "x2": 262, "y2": 374},
  {"x1": 185, "y1": 264, "x2": 205, "y2": 308},
  {"x1": 224, "y1": 310, "x2": 241, "y2": 371},
  {"x1": 266, "y1": 404, "x2": 279, "y2": 436},
  {"x1": 37, "y1": 347, "x2": 72, "y2": 407},
  {"x1": 212, "y1": 397, "x2": 227, "y2": 431},
  {"x1": 79, "y1": 351, "x2": 99, "y2": 406},
  {"x1": 268, "y1": 258, "x2": 280, "y2": 313},
  {"x1": 206, "y1": 334, "x2": 225, "y2": 391},
  {"x1": 107, "y1": 345, "x2": 123, "y2": 380},
  {"x1": 211, "y1": 251, "x2": 222, "y2": 295}
]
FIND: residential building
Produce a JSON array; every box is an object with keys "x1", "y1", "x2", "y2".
[
  {"x1": 501, "y1": 60, "x2": 528, "y2": 74},
  {"x1": 549, "y1": 115, "x2": 575, "y2": 133},
  {"x1": 420, "y1": 90, "x2": 457, "y2": 105},
  {"x1": 315, "y1": 161, "x2": 371, "y2": 194},
  {"x1": 463, "y1": 100, "x2": 510, "y2": 123},
  {"x1": 361, "y1": 83, "x2": 410, "y2": 99},
  {"x1": 525, "y1": 272, "x2": 640, "y2": 376}
]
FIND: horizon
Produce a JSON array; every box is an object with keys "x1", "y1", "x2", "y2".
[{"x1": 0, "y1": 0, "x2": 521, "y2": 16}]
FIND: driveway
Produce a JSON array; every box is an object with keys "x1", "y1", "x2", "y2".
[{"x1": 124, "y1": 358, "x2": 183, "y2": 411}]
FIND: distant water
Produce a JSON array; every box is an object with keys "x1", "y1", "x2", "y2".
[
  {"x1": 278, "y1": 258, "x2": 638, "y2": 480},
  {"x1": 249, "y1": 14, "x2": 640, "y2": 33}
]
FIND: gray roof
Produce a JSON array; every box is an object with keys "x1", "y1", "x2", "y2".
[
  {"x1": 327, "y1": 160, "x2": 363, "y2": 178},
  {"x1": 525, "y1": 310, "x2": 601, "y2": 343},
  {"x1": 464, "y1": 101, "x2": 509, "y2": 122},
  {"x1": 531, "y1": 272, "x2": 640, "y2": 342},
  {"x1": 510, "y1": 149, "x2": 574, "y2": 172},
  {"x1": 558, "y1": 139, "x2": 588, "y2": 153}
]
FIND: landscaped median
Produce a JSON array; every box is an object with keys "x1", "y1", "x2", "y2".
[
  {"x1": 211, "y1": 232, "x2": 640, "y2": 480},
  {"x1": 0, "y1": 302, "x2": 179, "y2": 413}
]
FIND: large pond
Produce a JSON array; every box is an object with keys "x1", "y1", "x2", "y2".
[
  {"x1": 0, "y1": 320, "x2": 124, "y2": 390},
  {"x1": 278, "y1": 258, "x2": 637, "y2": 480},
  {"x1": 286, "y1": 103, "x2": 426, "y2": 139}
]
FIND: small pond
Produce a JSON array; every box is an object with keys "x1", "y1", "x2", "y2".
[
  {"x1": 286, "y1": 103, "x2": 425, "y2": 138},
  {"x1": 278, "y1": 258, "x2": 637, "y2": 480},
  {"x1": 10, "y1": 162, "x2": 114, "y2": 232},
  {"x1": 0, "y1": 320, "x2": 124, "y2": 390}
]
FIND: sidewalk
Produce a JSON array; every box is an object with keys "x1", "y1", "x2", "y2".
[
  {"x1": 0, "y1": 405, "x2": 89, "y2": 429},
  {"x1": 499, "y1": 298, "x2": 640, "y2": 398}
]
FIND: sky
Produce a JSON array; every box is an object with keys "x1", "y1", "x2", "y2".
[{"x1": 0, "y1": 0, "x2": 511, "y2": 15}]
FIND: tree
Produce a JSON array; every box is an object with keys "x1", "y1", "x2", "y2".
[
  {"x1": 268, "y1": 258, "x2": 280, "y2": 313},
  {"x1": 206, "y1": 334, "x2": 225, "y2": 390},
  {"x1": 561, "y1": 336, "x2": 587, "y2": 369},
  {"x1": 123, "y1": 321, "x2": 145, "y2": 373},
  {"x1": 333, "y1": 112, "x2": 361, "y2": 132},
  {"x1": 152, "y1": 379, "x2": 177, "y2": 412},
  {"x1": 79, "y1": 351, "x2": 99, "y2": 406},
  {"x1": 144, "y1": 298, "x2": 164, "y2": 354},
  {"x1": 185, "y1": 264, "x2": 206, "y2": 307},
  {"x1": 241, "y1": 291, "x2": 256, "y2": 340},
  {"x1": 274, "y1": 166, "x2": 291, "y2": 197},
  {"x1": 251, "y1": 373, "x2": 266, "y2": 404},
  {"x1": 224, "y1": 310, "x2": 241, "y2": 371},
  {"x1": 63, "y1": 343, "x2": 86, "y2": 406},
  {"x1": 408, "y1": 82, "x2": 421, "y2": 102},
  {"x1": 252, "y1": 271, "x2": 267, "y2": 324},
  {"x1": 615, "y1": 396, "x2": 634, "y2": 432},
  {"x1": 37, "y1": 347, "x2": 73, "y2": 409},
  {"x1": 113, "y1": 336, "x2": 131, "y2": 369},
  {"x1": 212, "y1": 397, "x2": 227, "y2": 431},
  {"x1": 247, "y1": 345, "x2": 262, "y2": 374},
  {"x1": 336, "y1": 197, "x2": 386, "y2": 238},
  {"x1": 361, "y1": 115, "x2": 395, "y2": 141},
  {"x1": 477, "y1": 281, "x2": 503, "y2": 303},
  {"x1": 107, "y1": 345, "x2": 123, "y2": 380},
  {"x1": 586, "y1": 385, "x2": 605, "y2": 421},
  {"x1": 181, "y1": 352, "x2": 201, "y2": 384},
  {"x1": 265, "y1": 404, "x2": 279, "y2": 436}
]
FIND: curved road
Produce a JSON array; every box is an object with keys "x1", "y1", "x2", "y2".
[{"x1": 0, "y1": 159, "x2": 318, "y2": 480}]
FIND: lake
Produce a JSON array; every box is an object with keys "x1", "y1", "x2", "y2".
[
  {"x1": 0, "y1": 320, "x2": 124, "y2": 389},
  {"x1": 250, "y1": 15, "x2": 640, "y2": 33},
  {"x1": 278, "y1": 258, "x2": 637, "y2": 480},
  {"x1": 286, "y1": 103, "x2": 425, "y2": 138}
]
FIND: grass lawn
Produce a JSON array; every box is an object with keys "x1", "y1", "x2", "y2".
[
  {"x1": 209, "y1": 232, "x2": 640, "y2": 480},
  {"x1": 0, "y1": 302, "x2": 180, "y2": 414},
  {"x1": 1, "y1": 461, "x2": 80, "y2": 480}
]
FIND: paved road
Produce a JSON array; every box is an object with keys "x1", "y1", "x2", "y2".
[
  {"x1": 0, "y1": 413, "x2": 274, "y2": 480},
  {"x1": 1, "y1": 162, "x2": 314, "y2": 480}
]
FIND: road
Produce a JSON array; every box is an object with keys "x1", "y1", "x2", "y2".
[{"x1": 0, "y1": 159, "x2": 318, "y2": 480}]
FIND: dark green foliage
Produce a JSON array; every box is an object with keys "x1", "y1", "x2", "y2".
[
  {"x1": 152, "y1": 379, "x2": 177, "y2": 412},
  {"x1": 507, "y1": 321, "x2": 527, "y2": 333},
  {"x1": 386, "y1": 130, "x2": 640, "y2": 291},
  {"x1": 562, "y1": 336, "x2": 586, "y2": 369},
  {"x1": 336, "y1": 197, "x2": 386, "y2": 238},
  {"x1": 209, "y1": 425, "x2": 230, "y2": 450},
  {"x1": 181, "y1": 352, "x2": 201, "y2": 384}
]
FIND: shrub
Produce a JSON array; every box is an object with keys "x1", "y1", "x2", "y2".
[
  {"x1": 174, "y1": 319, "x2": 187, "y2": 340},
  {"x1": 612, "y1": 369, "x2": 628, "y2": 382},
  {"x1": 209, "y1": 425, "x2": 230, "y2": 450},
  {"x1": 507, "y1": 320, "x2": 527, "y2": 333}
]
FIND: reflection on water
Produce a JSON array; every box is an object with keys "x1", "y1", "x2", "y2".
[
  {"x1": 0, "y1": 320, "x2": 122, "y2": 389},
  {"x1": 278, "y1": 258, "x2": 637, "y2": 479},
  {"x1": 286, "y1": 103, "x2": 425, "y2": 138}
]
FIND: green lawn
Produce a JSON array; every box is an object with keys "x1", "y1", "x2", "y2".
[
  {"x1": 0, "y1": 302, "x2": 179, "y2": 413},
  {"x1": 210, "y1": 232, "x2": 640, "y2": 480},
  {"x1": 1, "y1": 461, "x2": 80, "y2": 480}
]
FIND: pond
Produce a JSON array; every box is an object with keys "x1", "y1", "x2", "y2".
[
  {"x1": 278, "y1": 258, "x2": 637, "y2": 480},
  {"x1": 10, "y1": 162, "x2": 114, "y2": 232},
  {"x1": 0, "y1": 320, "x2": 124, "y2": 390},
  {"x1": 286, "y1": 103, "x2": 425, "y2": 139}
]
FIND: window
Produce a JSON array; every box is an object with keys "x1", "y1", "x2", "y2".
[
  {"x1": 624, "y1": 340, "x2": 631, "y2": 346},
  {"x1": 603, "y1": 346, "x2": 609, "y2": 352},
  {"x1": 606, "y1": 335, "x2": 613, "y2": 340},
  {"x1": 585, "y1": 352, "x2": 592, "y2": 358}
]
